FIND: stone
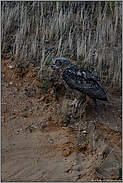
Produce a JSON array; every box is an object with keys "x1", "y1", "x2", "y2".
[{"x1": 63, "y1": 147, "x2": 71, "y2": 157}]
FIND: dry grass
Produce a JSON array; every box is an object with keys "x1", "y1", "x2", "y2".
[{"x1": 1, "y1": 1, "x2": 122, "y2": 88}]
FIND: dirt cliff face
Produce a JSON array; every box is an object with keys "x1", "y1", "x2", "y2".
[{"x1": 1, "y1": 57, "x2": 122, "y2": 181}]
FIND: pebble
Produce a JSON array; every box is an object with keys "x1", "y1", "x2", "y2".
[
  {"x1": 77, "y1": 173, "x2": 81, "y2": 179},
  {"x1": 49, "y1": 138, "x2": 53, "y2": 143},
  {"x1": 37, "y1": 99, "x2": 42, "y2": 102},
  {"x1": 8, "y1": 66, "x2": 13, "y2": 68},
  {"x1": 72, "y1": 162, "x2": 77, "y2": 166},
  {"x1": 62, "y1": 127, "x2": 66, "y2": 130},
  {"x1": 83, "y1": 130, "x2": 87, "y2": 133},
  {"x1": 63, "y1": 147, "x2": 71, "y2": 157},
  {"x1": 14, "y1": 110, "x2": 18, "y2": 112},
  {"x1": 23, "y1": 108, "x2": 27, "y2": 111},
  {"x1": 66, "y1": 168, "x2": 72, "y2": 173},
  {"x1": 37, "y1": 107, "x2": 39, "y2": 110}
]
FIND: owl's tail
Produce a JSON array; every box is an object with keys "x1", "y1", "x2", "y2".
[{"x1": 92, "y1": 99, "x2": 98, "y2": 112}]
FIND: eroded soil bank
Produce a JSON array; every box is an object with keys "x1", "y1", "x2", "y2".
[{"x1": 1, "y1": 57, "x2": 122, "y2": 181}]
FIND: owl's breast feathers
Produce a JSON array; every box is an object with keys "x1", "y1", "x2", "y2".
[{"x1": 62, "y1": 65, "x2": 107, "y2": 101}]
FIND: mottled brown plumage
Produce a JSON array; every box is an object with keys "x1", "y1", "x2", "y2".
[{"x1": 51, "y1": 57, "x2": 107, "y2": 111}]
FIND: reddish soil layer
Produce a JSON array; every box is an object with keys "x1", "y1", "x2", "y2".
[{"x1": 1, "y1": 57, "x2": 122, "y2": 181}]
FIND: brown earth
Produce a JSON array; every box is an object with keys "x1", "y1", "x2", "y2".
[{"x1": 1, "y1": 57, "x2": 122, "y2": 182}]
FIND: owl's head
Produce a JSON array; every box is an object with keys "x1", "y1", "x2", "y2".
[{"x1": 51, "y1": 57, "x2": 72, "y2": 70}]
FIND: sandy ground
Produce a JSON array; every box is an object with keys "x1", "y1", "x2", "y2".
[{"x1": 1, "y1": 57, "x2": 122, "y2": 181}]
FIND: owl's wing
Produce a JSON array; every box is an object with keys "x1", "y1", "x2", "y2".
[
  {"x1": 66, "y1": 65, "x2": 100, "y2": 81},
  {"x1": 81, "y1": 68, "x2": 100, "y2": 81},
  {"x1": 62, "y1": 67, "x2": 107, "y2": 101}
]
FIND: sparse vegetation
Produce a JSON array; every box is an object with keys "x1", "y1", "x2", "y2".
[
  {"x1": 1, "y1": 1, "x2": 122, "y2": 87},
  {"x1": 39, "y1": 80, "x2": 50, "y2": 94},
  {"x1": 119, "y1": 168, "x2": 122, "y2": 178},
  {"x1": 27, "y1": 124, "x2": 33, "y2": 133},
  {"x1": 114, "y1": 164, "x2": 122, "y2": 178},
  {"x1": 109, "y1": 1, "x2": 118, "y2": 7}
]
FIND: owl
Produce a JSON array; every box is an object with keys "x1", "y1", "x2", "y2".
[{"x1": 51, "y1": 57, "x2": 107, "y2": 112}]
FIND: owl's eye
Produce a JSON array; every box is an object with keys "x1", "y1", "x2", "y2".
[
  {"x1": 55, "y1": 60, "x2": 62, "y2": 67},
  {"x1": 55, "y1": 61, "x2": 59, "y2": 65}
]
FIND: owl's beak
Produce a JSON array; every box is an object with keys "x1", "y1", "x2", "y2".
[
  {"x1": 51, "y1": 62, "x2": 57, "y2": 69},
  {"x1": 51, "y1": 63, "x2": 54, "y2": 68}
]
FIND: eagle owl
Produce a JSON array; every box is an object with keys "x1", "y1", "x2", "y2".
[{"x1": 51, "y1": 57, "x2": 107, "y2": 111}]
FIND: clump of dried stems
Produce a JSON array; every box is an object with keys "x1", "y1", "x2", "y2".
[{"x1": 1, "y1": 1, "x2": 122, "y2": 88}]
